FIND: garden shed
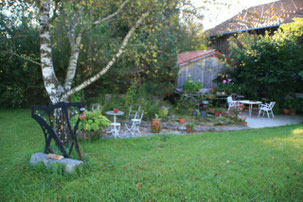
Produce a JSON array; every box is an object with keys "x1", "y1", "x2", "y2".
[{"x1": 177, "y1": 49, "x2": 229, "y2": 89}]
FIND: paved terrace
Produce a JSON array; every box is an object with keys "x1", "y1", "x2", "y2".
[{"x1": 246, "y1": 114, "x2": 303, "y2": 129}]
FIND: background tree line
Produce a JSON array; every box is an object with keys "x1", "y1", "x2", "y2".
[{"x1": 0, "y1": 0, "x2": 207, "y2": 108}]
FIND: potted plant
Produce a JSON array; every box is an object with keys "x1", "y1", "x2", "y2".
[
  {"x1": 213, "y1": 108, "x2": 222, "y2": 117},
  {"x1": 185, "y1": 122, "x2": 196, "y2": 133},
  {"x1": 238, "y1": 116, "x2": 247, "y2": 126},
  {"x1": 289, "y1": 99, "x2": 300, "y2": 115},
  {"x1": 179, "y1": 118, "x2": 185, "y2": 123},
  {"x1": 159, "y1": 106, "x2": 169, "y2": 120},
  {"x1": 78, "y1": 110, "x2": 110, "y2": 140},
  {"x1": 151, "y1": 114, "x2": 161, "y2": 133},
  {"x1": 282, "y1": 100, "x2": 291, "y2": 115}
]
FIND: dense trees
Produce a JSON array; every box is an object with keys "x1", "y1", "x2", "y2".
[
  {"x1": 1, "y1": 0, "x2": 205, "y2": 107},
  {"x1": 223, "y1": 18, "x2": 303, "y2": 102}
]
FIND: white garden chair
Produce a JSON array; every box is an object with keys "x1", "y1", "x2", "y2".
[
  {"x1": 128, "y1": 104, "x2": 141, "y2": 119},
  {"x1": 258, "y1": 102, "x2": 276, "y2": 119},
  {"x1": 124, "y1": 110, "x2": 144, "y2": 137},
  {"x1": 227, "y1": 96, "x2": 238, "y2": 111}
]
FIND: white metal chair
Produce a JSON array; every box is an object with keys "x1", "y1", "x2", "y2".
[
  {"x1": 258, "y1": 102, "x2": 276, "y2": 119},
  {"x1": 124, "y1": 110, "x2": 144, "y2": 137},
  {"x1": 227, "y1": 96, "x2": 238, "y2": 111},
  {"x1": 128, "y1": 104, "x2": 141, "y2": 119}
]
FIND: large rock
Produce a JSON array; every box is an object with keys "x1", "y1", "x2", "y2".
[{"x1": 30, "y1": 152, "x2": 83, "y2": 173}]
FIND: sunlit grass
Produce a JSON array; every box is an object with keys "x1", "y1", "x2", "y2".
[{"x1": 1, "y1": 109, "x2": 303, "y2": 201}]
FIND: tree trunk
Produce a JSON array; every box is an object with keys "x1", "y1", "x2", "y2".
[
  {"x1": 39, "y1": 0, "x2": 69, "y2": 144},
  {"x1": 39, "y1": 0, "x2": 65, "y2": 104}
]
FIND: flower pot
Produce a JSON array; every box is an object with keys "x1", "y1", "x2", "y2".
[
  {"x1": 113, "y1": 108, "x2": 119, "y2": 113},
  {"x1": 179, "y1": 118, "x2": 185, "y2": 123},
  {"x1": 151, "y1": 119, "x2": 161, "y2": 133},
  {"x1": 79, "y1": 113, "x2": 86, "y2": 120},
  {"x1": 283, "y1": 109, "x2": 290, "y2": 115},
  {"x1": 241, "y1": 122, "x2": 247, "y2": 126},
  {"x1": 186, "y1": 126, "x2": 193, "y2": 133},
  {"x1": 214, "y1": 112, "x2": 221, "y2": 117}
]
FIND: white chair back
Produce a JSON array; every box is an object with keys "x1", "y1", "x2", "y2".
[
  {"x1": 269, "y1": 102, "x2": 276, "y2": 109},
  {"x1": 227, "y1": 96, "x2": 233, "y2": 104},
  {"x1": 134, "y1": 110, "x2": 144, "y2": 121},
  {"x1": 128, "y1": 104, "x2": 141, "y2": 119}
]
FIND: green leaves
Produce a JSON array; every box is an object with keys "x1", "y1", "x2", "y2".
[
  {"x1": 78, "y1": 110, "x2": 110, "y2": 132},
  {"x1": 226, "y1": 18, "x2": 303, "y2": 102}
]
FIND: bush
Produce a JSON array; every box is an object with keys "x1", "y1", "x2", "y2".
[
  {"x1": 183, "y1": 79, "x2": 202, "y2": 93},
  {"x1": 223, "y1": 18, "x2": 303, "y2": 102},
  {"x1": 78, "y1": 110, "x2": 110, "y2": 132}
]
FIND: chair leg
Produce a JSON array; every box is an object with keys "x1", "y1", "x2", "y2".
[
  {"x1": 258, "y1": 109, "x2": 261, "y2": 117},
  {"x1": 271, "y1": 110, "x2": 274, "y2": 118},
  {"x1": 267, "y1": 111, "x2": 270, "y2": 119}
]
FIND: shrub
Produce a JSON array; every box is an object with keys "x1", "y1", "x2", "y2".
[
  {"x1": 223, "y1": 18, "x2": 303, "y2": 102},
  {"x1": 183, "y1": 79, "x2": 202, "y2": 93},
  {"x1": 78, "y1": 110, "x2": 110, "y2": 132}
]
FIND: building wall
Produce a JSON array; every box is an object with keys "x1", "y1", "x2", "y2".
[{"x1": 177, "y1": 56, "x2": 227, "y2": 89}]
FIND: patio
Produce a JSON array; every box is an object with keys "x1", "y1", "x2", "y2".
[{"x1": 246, "y1": 114, "x2": 303, "y2": 129}]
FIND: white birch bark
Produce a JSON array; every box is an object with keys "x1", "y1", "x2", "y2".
[
  {"x1": 39, "y1": 0, "x2": 65, "y2": 103},
  {"x1": 63, "y1": 0, "x2": 130, "y2": 95},
  {"x1": 64, "y1": 11, "x2": 150, "y2": 99}
]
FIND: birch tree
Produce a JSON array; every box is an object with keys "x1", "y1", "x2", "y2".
[
  {"x1": 2, "y1": 0, "x2": 200, "y2": 143},
  {"x1": 37, "y1": 0, "x2": 153, "y2": 104}
]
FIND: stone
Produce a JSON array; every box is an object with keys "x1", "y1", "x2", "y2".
[{"x1": 30, "y1": 152, "x2": 83, "y2": 173}]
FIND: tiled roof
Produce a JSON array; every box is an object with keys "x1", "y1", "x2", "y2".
[
  {"x1": 207, "y1": 0, "x2": 303, "y2": 36},
  {"x1": 177, "y1": 49, "x2": 226, "y2": 65}
]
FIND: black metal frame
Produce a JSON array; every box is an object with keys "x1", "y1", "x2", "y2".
[{"x1": 31, "y1": 102, "x2": 85, "y2": 160}]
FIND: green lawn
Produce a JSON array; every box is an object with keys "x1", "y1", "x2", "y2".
[{"x1": 1, "y1": 109, "x2": 303, "y2": 201}]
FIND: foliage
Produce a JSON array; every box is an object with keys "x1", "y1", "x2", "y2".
[
  {"x1": 182, "y1": 79, "x2": 202, "y2": 93},
  {"x1": 282, "y1": 98, "x2": 303, "y2": 112},
  {"x1": 215, "y1": 74, "x2": 239, "y2": 94},
  {"x1": 78, "y1": 110, "x2": 110, "y2": 132},
  {"x1": 176, "y1": 96, "x2": 198, "y2": 115},
  {"x1": 185, "y1": 121, "x2": 196, "y2": 127},
  {"x1": 213, "y1": 107, "x2": 224, "y2": 113},
  {"x1": 0, "y1": 14, "x2": 47, "y2": 107},
  {"x1": 225, "y1": 102, "x2": 246, "y2": 122},
  {"x1": 225, "y1": 18, "x2": 303, "y2": 102},
  {"x1": 158, "y1": 106, "x2": 169, "y2": 119},
  {"x1": 2, "y1": 109, "x2": 303, "y2": 201}
]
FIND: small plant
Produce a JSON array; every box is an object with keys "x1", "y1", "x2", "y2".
[
  {"x1": 158, "y1": 106, "x2": 169, "y2": 119},
  {"x1": 214, "y1": 108, "x2": 223, "y2": 113},
  {"x1": 154, "y1": 114, "x2": 160, "y2": 120},
  {"x1": 186, "y1": 122, "x2": 196, "y2": 128}
]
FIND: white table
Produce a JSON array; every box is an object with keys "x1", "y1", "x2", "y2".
[
  {"x1": 106, "y1": 111, "x2": 124, "y2": 138},
  {"x1": 238, "y1": 100, "x2": 262, "y2": 116}
]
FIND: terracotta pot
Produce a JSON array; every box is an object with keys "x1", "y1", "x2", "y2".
[
  {"x1": 151, "y1": 119, "x2": 161, "y2": 133},
  {"x1": 283, "y1": 109, "x2": 290, "y2": 115},
  {"x1": 79, "y1": 113, "x2": 86, "y2": 120},
  {"x1": 179, "y1": 118, "x2": 185, "y2": 123},
  {"x1": 186, "y1": 126, "x2": 193, "y2": 133},
  {"x1": 214, "y1": 112, "x2": 220, "y2": 117}
]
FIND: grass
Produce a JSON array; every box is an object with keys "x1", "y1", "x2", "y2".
[{"x1": 1, "y1": 109, "x2": 303, "y2": 201}]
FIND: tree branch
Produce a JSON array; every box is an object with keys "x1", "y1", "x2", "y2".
[
  {"x1": 82, "y1": 0, "x2": 130, "y2": 34},
  {"x1": 64, "y1": 10, "x2": 151, "y2": 99},
  {"x1": 4, "y1": 51, "x2": 41, "y2": 66},
  {"x1": 49, "y1": 0, "x2": 59, "y2": 24}
]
